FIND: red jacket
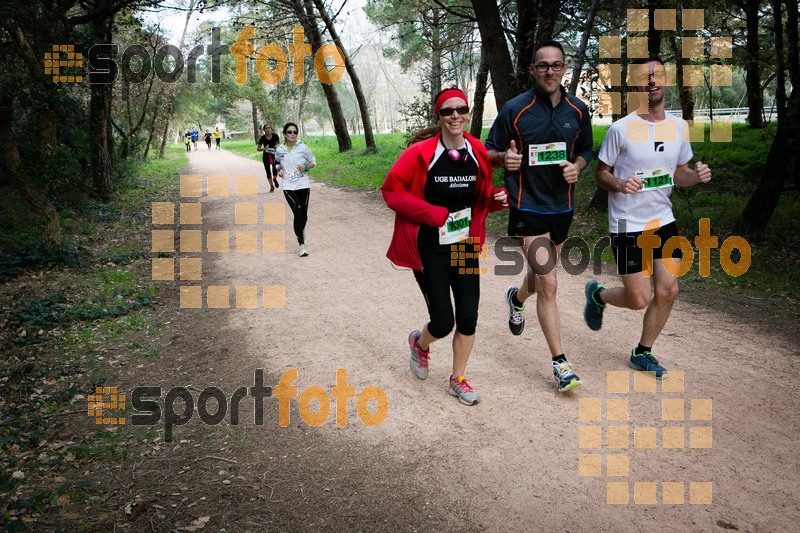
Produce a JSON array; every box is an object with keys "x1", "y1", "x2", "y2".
[{"x1": 381, "y1": 132, "x2": 507, "y2": 270}]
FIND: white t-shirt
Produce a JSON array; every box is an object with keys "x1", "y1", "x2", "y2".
[
  {"x1": 275, "y1": 141, "x2": 316, "y2": 191},
  {"x1": 597, "y1": 112, "x2": 693, "y2": 233}
]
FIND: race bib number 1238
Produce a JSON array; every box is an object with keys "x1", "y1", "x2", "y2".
[{"x1": 529, "y1": 142, "x2": 567, "y2": 166}]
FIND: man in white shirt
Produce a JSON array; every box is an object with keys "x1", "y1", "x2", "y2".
[{"x1": 585, "y1": 56, "x2": 712, "y2": 379}]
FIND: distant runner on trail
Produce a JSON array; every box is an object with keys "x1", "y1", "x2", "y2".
[
  {"x1": 214, "y1": 127, "x2": 222, "y2": 149},
  {"x1": 586, "y1": 55, "x2": 712, "y2": 379},
  {"x1": 382, "y1": 87, "x2": 508, "y2": 406},
  {"x1": 257, "y1": 124, "x2": 280, "y2": 192},
  {"x1": 275, "y1": 122, "x2": 316, "y2": 257}
]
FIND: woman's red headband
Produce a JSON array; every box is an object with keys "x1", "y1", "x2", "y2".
[{"x1": 434, "y1": 89, "x2": 469, "y2": 116}]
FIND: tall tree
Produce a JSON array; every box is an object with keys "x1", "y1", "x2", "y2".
[
  {"x1": 471, "y1": 0, "x2": 517, "y2": 109},
  {"x1": 645, "y1": 0, "x2": 665, "y2": 56},
  {"x1": 159, "y1": 0, "x2": 198, "y2": 159},
  {"x1": 70, "y1": 0, "x2": 163, "y2": 200},
  {"x1": 533, "y1": 0, "x2": 561, "y2": 43},
  {"x1": 312, "y1": 0, "x2": 376, "y2": 150},
  {"x1": 469, "y1": 49, "x2": 489, "y2": 138},
  {"x1": 736, "y1": 87, "x2": 798, "y2": 232},
  {"x1": 786, "y1": 0, "x2": 799, "y2": 89},
  {"x1": 736, "y1": 0, "x2": 800, "y2": 232},
  {"x1": 289, "y1": 0, "x2": 352, "y2": 151},
  {"x1": 0, "y1": 5, "x2": 65, "y2": 245},
  {"x1": 668, "y1": 29, "x2": 695, "y2": 120},
  {"x1": 741, "y1": 0, "x2": 765, "y2": 128},
  {"x1": 89, "y1": 15, "x2": 115, "y2": 200},
  {"x1": 514, "y1": 0, "x2": 536, "y2": 90},
  {"x1": 569, "y1": 0, "x2": 600, "y2": 96},
  {"x1": 367, "y1": 0, "x2": 474, "y2": 120},
  {"x1": 771, "y1": 0, "x2": 786, "y2": 122}
]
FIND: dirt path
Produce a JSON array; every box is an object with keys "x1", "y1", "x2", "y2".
[{"x1": 119, "y1": 147, "x2": 799, "y2": 531}]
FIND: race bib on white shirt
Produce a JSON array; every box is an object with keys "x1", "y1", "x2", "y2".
[
  {"x1": 438, "y1": 207, "x2": 471, "y2": 245},
  {"x1": 635, "y1": 166, "x2": 674, "y2": 192},
  {"x1": 528, "y1": 142, "x2": 567, "y2": 166},
  {"x1": 287, "y1": 171, "x2": 303, "y2": 182}
]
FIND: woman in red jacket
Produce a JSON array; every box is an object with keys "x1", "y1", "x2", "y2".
[{"x1": 382, "y1": 87, "x2": 508, "y2": 405}]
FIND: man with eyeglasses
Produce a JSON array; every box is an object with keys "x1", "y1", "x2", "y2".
[{"x1": 486, "y1": 40, "x2": 593, "y2": 392}]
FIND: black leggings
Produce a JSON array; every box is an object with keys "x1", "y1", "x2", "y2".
[
  {"x1": 413, "y1": 244, "x2": 480, "y2": 338},
  {"x1": 283, "y1": 188, "x2": 310, "y2": 245},
  {"x1": 263, "y1": 153, "x2": 278, "y2": 184}
]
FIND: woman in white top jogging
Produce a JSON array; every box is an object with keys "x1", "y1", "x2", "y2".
[{"x1": 275, "y1": 122, "x2": 316, "y2": 257}]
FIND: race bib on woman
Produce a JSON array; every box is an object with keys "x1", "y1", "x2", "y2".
[{"x1": 438, "y1": 207, "x2": 471, "y2": 245}]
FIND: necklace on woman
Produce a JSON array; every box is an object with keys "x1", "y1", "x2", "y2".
[{"x1": 441, "y1": 136, "x2": 466, "y2": 162}]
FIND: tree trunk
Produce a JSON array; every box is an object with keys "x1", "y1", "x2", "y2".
[
  {"x1": 785, "y1": 0, "x2": 799, "y2": 187},
  {"x1": 252, "y1": 101, "x2": 260, "y2": 144},
  {"x1": 515, "y1": 0, "x2": 537, "y2": 90},
  {"x1": 0, "y1": 96, "x2": 61, "y2": 244},
  {"x1": 159, "y1": 112, "x2": 171, "y2": 159},
  {"x1": 470, "y1": 50, "x2": 489, "y2": 139},
  {"x1": 471, "y1": 0, "x2": 518, "y2": 109},
  {"x1": 159, "y1": 1, "x2": 196, "y2": 159},
  {"x1": 429, "y1": 12, "x2": 443, "y2": 110},
  {"x1": 647, "y1": 0, "x2": 663, "y2": 56},
  {"x1": 534, "y1": 0, "x2": 560, "y2": 43},
  {"x1": 772, "y1": 0, "x2": 787, "y2": 123},
  {"x1": 786, "y1": 0, "x2": 799, "y2": 89},
  {"x1": 744, "y1": 0, "x2": 764, "y2": 128},
  {"x1": 587, "y1": 187, "x2": 608, "y2": 211},
  {"x1": 297, "y1": 0, "x2": 351, "y2": 151},
  {"x1": 736, "y1": 88, "x2": 799, "y2": 232},
  {"x1": 669, "y1": 30, "x2": 695, "y2": 120},
  {"x1": 90, "y1": 17, "x2": 114, "y2": 201},
  {"x1": 569, "y1": 0, "x2": 599, "y2": 96},
  {"x1": 312, "y1": 0, "x2": 376, "y2": 150},
  {"x1": 143, "y1": 85, "x2": 163, "y2": 160}
]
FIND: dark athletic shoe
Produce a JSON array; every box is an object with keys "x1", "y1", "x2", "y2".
[
  {"x1": 628, "y1": 348, "x2": 667, "y2": 380},
  {"x1": 584, "y1": 280, "x2": 605, "y2": 331},
  {"x1": 505, "y1": 286, "x2": 525, "y2": 335}
]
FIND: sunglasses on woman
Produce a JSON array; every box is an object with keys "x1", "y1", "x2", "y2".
[
  {"x1": 439, "y1": 105, "x2": 470, "y2": 117},
  {"x1": 285, "y1": 130, "x2": 298, "y2": 134}
]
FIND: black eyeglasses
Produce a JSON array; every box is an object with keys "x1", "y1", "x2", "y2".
[
  {"x1": 534, "y1": 62, "x2": 565, "y2": 73},
  {"x1": 285, "y1": 130, "x2": 298, "y2": 134},
  {"x1": 439, "y1": 105, "x2": 470, "y2": 117}
]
